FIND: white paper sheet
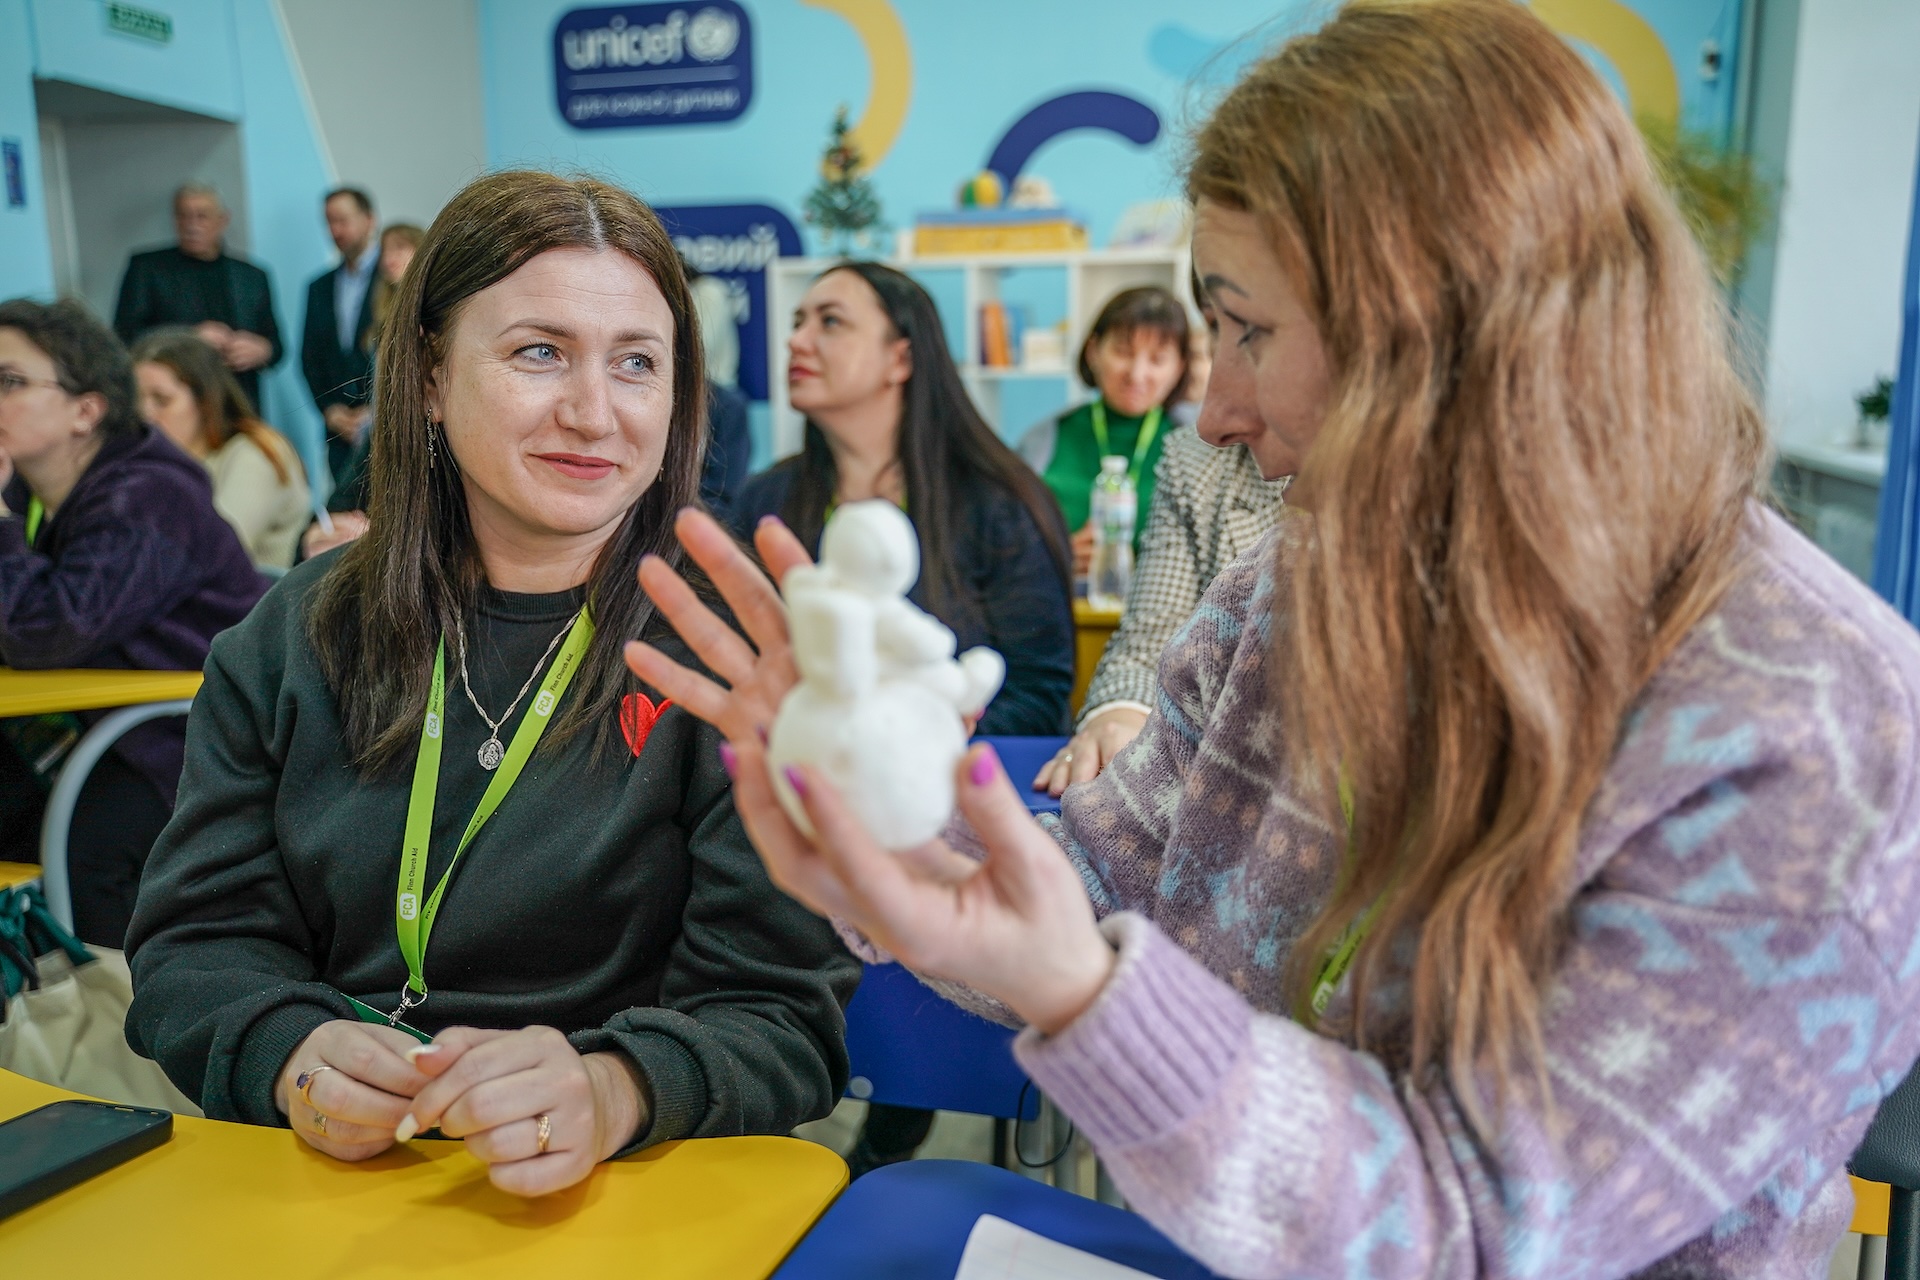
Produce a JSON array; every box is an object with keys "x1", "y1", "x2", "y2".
[{"x1": 953, "y1": 1214, "x2": 1161, "y2": 1280}]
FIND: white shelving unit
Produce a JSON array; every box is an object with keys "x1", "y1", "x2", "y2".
[{"x1": 765, "y1": 246, "x2": 1191, "y2": 459}]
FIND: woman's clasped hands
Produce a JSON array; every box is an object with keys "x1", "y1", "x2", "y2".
[
  {"x1": 275, "y1": 1019, "x2": 648, "y2": 1195},
  {"x1": 623, "y1": 510, "x2": 1120, "y2": 1037}
]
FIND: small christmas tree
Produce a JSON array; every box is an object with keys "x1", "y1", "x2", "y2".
[{"x1": 804, "y1": 106, "x2": 883, "y2": 255}]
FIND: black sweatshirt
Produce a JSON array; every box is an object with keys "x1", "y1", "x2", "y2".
[{"x1": 125, "y1": 552, "x2": 858, "y2": 1145}]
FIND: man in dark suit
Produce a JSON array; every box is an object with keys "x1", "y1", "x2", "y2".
[
  {"x1": 301, "y1": 187, "x2": 380, "y2": 486},
  {"x1": 113, "y1": 183, "x2": 282, "y2": 410}
]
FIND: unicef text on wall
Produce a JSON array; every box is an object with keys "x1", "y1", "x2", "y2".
[{"x1": 552, "y1": 1, "x2": 754, "y2": 130}]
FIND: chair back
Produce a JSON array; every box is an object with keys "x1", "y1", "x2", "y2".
[
  {"x1": 844, "y1": 963, "x2": 1039, "y2": 1121},
  {"x1": 1855, "y1": 1062, "x2": 1920, "y2": 1189}
]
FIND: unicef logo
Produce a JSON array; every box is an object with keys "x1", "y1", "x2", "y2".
[{"x1": 686, "y1": 7, "x2": 739, "y2": 62}]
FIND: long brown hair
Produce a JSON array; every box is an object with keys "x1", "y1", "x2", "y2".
[
  {"x1": 308, "y1": 171, "x2": 707, "y2": 769},
  {"x1": 130, "y1": 327, "x2": 300, "y2": 485},
  {"x1": 782, "y1": 262, "x2": 1070, "y2": 612},
  {"x1": 1190, "y1": 0, "x2": 1768, "y2": 1121},
  {"x1": 366, "y1": 223, "x2": 427, "y2": 353}
]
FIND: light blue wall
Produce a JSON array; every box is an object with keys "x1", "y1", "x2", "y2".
[
  {"x1": 482, "y1": 0, "x2": 1745, "y2": 255},
  {"x1": 0, "y1": 0, "x2": 334, "y2": 490},
  {"x1": 29, "y1": 0, "x2": 241, "y2": 120},
  {"x1": 0, "y1": 0, "x2": 54, "y2": 301},
  {"x1": 229, "y1": 1, "x2": 333, "y2": 489}
]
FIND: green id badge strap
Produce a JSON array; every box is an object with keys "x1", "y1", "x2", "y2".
[{"x1": 344, "y1": 993, "x2": 433, "y2": 1044}]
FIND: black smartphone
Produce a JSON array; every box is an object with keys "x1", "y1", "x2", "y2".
[{"x1": 0, "y1": 1100, "x2": 173, "y2": 1220}]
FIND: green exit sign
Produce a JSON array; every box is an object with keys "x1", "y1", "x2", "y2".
[{"x1": 106, "y1": 2, "x2": 172, "y2": 44}]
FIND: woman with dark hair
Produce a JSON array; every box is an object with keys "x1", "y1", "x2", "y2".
[
  {"x1": 125, "y1": 171, "x2": 857, "y2": 1197},
  {"x1": 1018, "y1": 286, "x2": 1190, "y2": 575},
  {"x1": 732, "y1": 261, "x2": 1073, "y2": 738},
  {"x1": 133, "y1": 328, "x2": 310, "y2": 569},
  {"x1": 0, "y1": 298, "x2": 264, "y2": 946}
]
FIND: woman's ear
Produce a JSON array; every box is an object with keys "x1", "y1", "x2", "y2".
[
  {"x1": 70, "y1": 391, "x2": 107, "y2": 436},
  {"x1": 423, "y1": 366, "x2": 443, "y2": 423},
  {"x1": 887, "y1": 336, "x2": 913, "y2": 388}
]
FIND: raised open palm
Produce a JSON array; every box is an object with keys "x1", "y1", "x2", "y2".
[{"x1": 624, "y1": 510, "x2": 1117, "y2": 1035}]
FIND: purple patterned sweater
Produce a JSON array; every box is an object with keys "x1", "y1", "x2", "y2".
[{"x1": 882, "y1": 505, "x2": 1920, "y2": 1278}]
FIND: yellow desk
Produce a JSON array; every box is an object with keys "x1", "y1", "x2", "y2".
[
  {"x1": 0, "y1": 1070, "x2": 846, "y2": 1277},
  {"x1": 1070, "y1": 601, "x2": 1122, "y2": 719},
  {"x1": 0, "y1": 668, "x2": 204, "y2": 719}
]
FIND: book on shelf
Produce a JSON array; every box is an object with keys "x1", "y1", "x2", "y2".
[{"x1": 978, "y1": 300, "x2": 1026, "y2": 368}]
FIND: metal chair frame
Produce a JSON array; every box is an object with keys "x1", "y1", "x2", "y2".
[{"x1": 38, "y1": 699, "x2": 193, "y2": 931}]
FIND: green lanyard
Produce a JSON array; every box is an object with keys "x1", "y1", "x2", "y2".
[
  {"x1": 24, "y1": 496, "x2": 43, "y2": 545},
  {"x1": 1308, "y1": 774, "x2": 1378, "y2": 1019},
  {"x1": 391, "y1": 607, "x2": 595, "y2": 1020},
  {"x1": 1088, "y1": 401, "x2": 1164, "y2": 488}
]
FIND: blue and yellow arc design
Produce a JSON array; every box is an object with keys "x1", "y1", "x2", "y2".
[{"x1": 800, "y1": 0, "x2": 912, "y2": 168}]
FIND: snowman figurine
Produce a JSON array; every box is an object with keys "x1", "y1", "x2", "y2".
[{"x1": 767, "y1": 500, "x2": 1005, "y2": 851}]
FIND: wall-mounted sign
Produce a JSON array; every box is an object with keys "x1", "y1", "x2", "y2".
[
  {"x1": 554, "y1": 2, "x2": 753, "y2": 130},
  {"x1": 2, "y1": 139, "x2": 24, "y2": 209},
  {"x1": 654, "y1": 203, "x2": 801, "y2": 402},
  {"x1": 106, "y1": 2, "x2": 173, "y2": 44}
]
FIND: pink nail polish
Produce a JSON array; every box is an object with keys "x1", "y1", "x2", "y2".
[
  {"x1": 783, "y1": 765, "x2": 808, "y2": 797},
  {"x1": 756, "y1": 724, "x2": 770, "y2": 744},
  {"x1": 718, "y1": 741, "x2": 738, "y2": 779},
  {"x1": 970, "y1": 745, "x2": 998, "y2": 787},
  {"x1": 758, "y1": 514, "x2": 780, "y2": 528}
]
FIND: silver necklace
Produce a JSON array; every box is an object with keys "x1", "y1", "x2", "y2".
[{"x1": 455, "y1": 618, "x2": 574, "y2": 770}]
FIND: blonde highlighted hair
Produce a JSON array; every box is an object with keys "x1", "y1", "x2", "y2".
[{"x1": 1189, "y1": 0, "x2": 1768, "y2": 1120}]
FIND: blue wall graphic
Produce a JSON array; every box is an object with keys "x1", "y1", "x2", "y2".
[
  {"x1": 655, "y1": 201, "x2": 802, "y2": 402},
  {"x1": 984, "y1": 91, "x2": 1160, "y2": 189}
]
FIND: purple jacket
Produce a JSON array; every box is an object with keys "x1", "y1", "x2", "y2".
[
  {"x1": 0, "y1": 426, "x2": 266, "y2": 802},
  {"x1": 868, "y1": 506, "x2": 1920, "y2": 1279}
]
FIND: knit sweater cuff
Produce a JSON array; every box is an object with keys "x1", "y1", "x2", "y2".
[
  {"x1": 231, "y1": 1001, "x2": 343, "y2": 1127},
  {"x1": 568, "y1": 1026, "x2": 708, "y2": 1155},
  {"x1": 1013, "y1": 912, "x2": 1250, "y2": 1149}
]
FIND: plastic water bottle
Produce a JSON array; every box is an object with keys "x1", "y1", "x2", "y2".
[{"x1": 1087, "y1": 455, "x2": 1135, "y2": 611}]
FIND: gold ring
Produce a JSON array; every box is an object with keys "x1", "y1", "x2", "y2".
[
  {"x1": 535, "y1": 1113, "x2": 552, "y2": 1155},
  {"x1": 295, "y1": 1064, "x2": 338, "y2": 1108},
  {"x1": 312, "y1": 1110, "x2": 328, "y2": 1137}
]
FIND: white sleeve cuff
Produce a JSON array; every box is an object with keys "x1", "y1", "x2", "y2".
[{"x1": 1077, "y1": 700, "x2": 1153, "y2": 730}]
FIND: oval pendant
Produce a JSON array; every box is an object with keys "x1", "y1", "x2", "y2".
[{"x1": 477, "y1": 737, "x2": 505, "y2": 771}]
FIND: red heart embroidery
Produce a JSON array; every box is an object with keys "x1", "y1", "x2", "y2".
[{"x1": 620, "y1": 693, "x2": 674, "y2": 757}]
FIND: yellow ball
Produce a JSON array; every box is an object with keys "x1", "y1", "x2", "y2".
[{"x1": 959, "y1": 170, "x2": 1004, "y2": 209}]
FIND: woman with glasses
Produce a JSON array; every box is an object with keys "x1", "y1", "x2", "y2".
[{"x1": 0, "y1": 298, "x2": 264, "y2": 946}]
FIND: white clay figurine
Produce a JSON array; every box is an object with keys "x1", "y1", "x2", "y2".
[{"x1": 768, "y1": 500, "x2": 1006, "y2": 850}]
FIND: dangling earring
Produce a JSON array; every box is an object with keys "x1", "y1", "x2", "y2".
[{"x1": 426, "y1": 415, "x2": 437, "y2": 468}]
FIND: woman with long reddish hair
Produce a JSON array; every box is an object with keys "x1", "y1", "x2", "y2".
[{"x1": 630, "y1": 2, "x2": 1920, "y2": 1273}]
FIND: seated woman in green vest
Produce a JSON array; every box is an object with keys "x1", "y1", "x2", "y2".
[
  {"x1": 1017, "y1": 286, "x2": 1191, "y2": 576},
  {"x1": 124, "y1": 170, "x2": 857, "y2": 1197}
]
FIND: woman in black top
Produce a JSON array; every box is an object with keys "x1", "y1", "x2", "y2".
[
  {"x1": 731, "y1": 262, "x2": 1073, "y2": 737},
  {"x1": 125, "y1": 172, "x2": 857, "y2": 1196}
]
